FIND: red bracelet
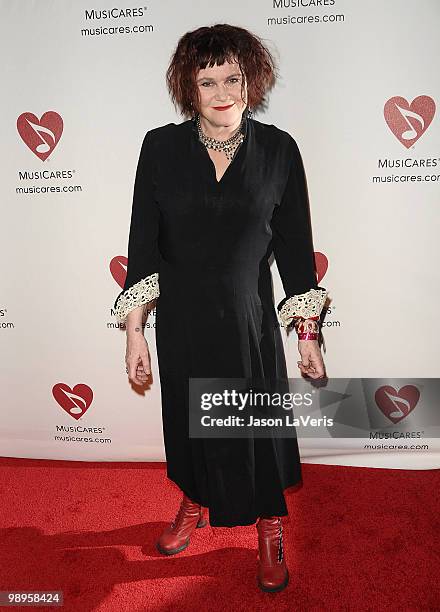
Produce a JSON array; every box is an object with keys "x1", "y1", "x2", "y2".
[
  {"x1": 293, "y1": 316, "x2": 320, "y2": 340},
  {"x1": 297, "y1": 332, "x2": 319, "y2": 340}
]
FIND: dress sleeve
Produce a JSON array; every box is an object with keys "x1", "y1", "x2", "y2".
[
  {"x1": 270, "y1": 135, "x2": 328, "y2": 329},
  {"x1": 113, "y1": 130, "x2": 160, "y2": 323}
]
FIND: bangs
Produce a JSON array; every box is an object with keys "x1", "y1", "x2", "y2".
[{"x1": 196, "y1": 45, "x2": 240, "y2": 71}]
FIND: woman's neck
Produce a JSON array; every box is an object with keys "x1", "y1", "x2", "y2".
[{"x1": 199, "y1": 113, "x2": 242, "y2": 141}]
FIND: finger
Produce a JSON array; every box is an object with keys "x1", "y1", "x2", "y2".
[
  {"x1": 132, "y1": 371, "x2": 146, "y2": 385},
  {"x1": 136, "y1": 366, "x2": 148, "y2": 380},
  {"x1": 297, "y1": 359, "x2": 310, "y2": 369},
  {"x1": 128, "y1": 362, "x2": 137, "y2": 381},
  {"x1": 298, "y1": 362, "x2": 323, "y2": 379},
  {"x1": 297, "y1": 363, "x2": 311, "y2": 376},
  {"x1": 134, "y1": 358, "x2": 149, "y2": 382},
  {"x1": 306, "y1": 364, "x2": 325, "y2": 379},
  {"x1": 140, "y1": 352, "x2": 151, "y2": 376},
  {"x1": 298, "y1": 362, "x2": 314, "y2": 374},
  {"x1": 128, "y1": 361, "x2": 143, "y2": 385},
  {"x1": 314, "y1": 365, "x2": 326, "y2": 378},
  {"x1": 309, "y1": 356, "x2": 325, "y2": 378}
]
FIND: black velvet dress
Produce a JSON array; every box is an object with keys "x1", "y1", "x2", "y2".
[{"x1": 113, "y1": 111, "x2": 327, "y2": 527}]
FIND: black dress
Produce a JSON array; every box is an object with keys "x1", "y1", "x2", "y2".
[{"x1": 113, "y1": 111, "x2": 327, "y2": 527}]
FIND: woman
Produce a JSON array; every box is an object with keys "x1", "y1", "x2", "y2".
[{"x1": 113, "y1": 24, "x2": 328, "y2": 593}]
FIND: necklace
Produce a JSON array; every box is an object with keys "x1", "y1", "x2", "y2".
[{"x1": 196, "y1": 113, "x2": 245, "y2": 161}]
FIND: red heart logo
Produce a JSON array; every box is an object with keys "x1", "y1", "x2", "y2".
[
  {"x1": 110, "y1": 255, "x2": 128, "y2": 289},
  {"x1": 314, "y1": 251, "x2": 328, "y2": 284},
  {"x1": 52, "y1": 383, "x2": 93, "y2": 420},
  {"x1": 384, "y1": 96, "x2": 435, "y2": 148},
  {"x1": 374, "y1": 385, "x2": 420, "y2": 424},
  {"x1": 17, "y1": 111, "x2": 63, "y2": 161}
]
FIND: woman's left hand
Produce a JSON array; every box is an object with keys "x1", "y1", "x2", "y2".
[{"x1": 297, "y1": 340, "x2": 326, "y2": 379}]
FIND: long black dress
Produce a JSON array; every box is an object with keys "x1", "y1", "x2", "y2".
[{"x1": 113, "y1": 111, "x2": 327, "y2": 527}]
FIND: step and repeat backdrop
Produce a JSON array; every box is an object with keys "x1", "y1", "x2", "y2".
[{"x1": 1, "y1": 1, "x2": 439, "y2": 469}]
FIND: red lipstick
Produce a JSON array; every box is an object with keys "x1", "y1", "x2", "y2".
[{"x1": 213, "y1": 103, "x2": 234, "y2": 111}]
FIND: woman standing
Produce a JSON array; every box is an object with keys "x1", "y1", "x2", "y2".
[{"x1": 114, "y1": 24, "x2": 328, "y2": 593}]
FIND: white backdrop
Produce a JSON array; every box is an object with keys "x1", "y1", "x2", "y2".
[{"x1": 1, "y1": 0, "x2": 439, "y2": 469}]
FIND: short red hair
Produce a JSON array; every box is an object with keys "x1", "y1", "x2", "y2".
[{"x1": 166, "y1": 24, "x2": 277, "y2": 118}]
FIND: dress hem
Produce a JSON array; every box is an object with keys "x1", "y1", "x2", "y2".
[{"x1": 165, "y1": 473, "x2": 303, "y2": 528}]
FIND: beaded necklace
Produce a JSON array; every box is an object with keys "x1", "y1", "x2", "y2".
[{"x1": 196, "y1": 113, "x2": 245, "y2": 161}]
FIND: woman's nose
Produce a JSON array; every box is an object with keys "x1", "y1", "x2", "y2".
[{"x1": 214, "y1": 84, "x2": 229, "y2": 101}]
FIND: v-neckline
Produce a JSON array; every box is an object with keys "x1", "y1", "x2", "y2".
[
  {"x1": 205, "y1": 140, "x2": 245, "y2": 185},
  {"x1": 191, "y1": 112, "x2": 249, "y2": 187}
]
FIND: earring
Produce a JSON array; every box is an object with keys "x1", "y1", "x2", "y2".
[{"x1": 247, "y1": 107, "x2": 253, "y2": 119}]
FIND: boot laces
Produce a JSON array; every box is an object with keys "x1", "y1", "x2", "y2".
[
  {"x1": 170, "y1": 500, "x2": 186, "y2": 531},
  {"x1": 277, "y1": 520, "x2": 284, "y2": 563},
  {"x1": 259, "y1": 517, "x2": 284, "y2": 563}
]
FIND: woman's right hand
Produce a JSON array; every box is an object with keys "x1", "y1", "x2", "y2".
[{"x1": 125, "y1": 334, "x2": 152, "y2": 385}]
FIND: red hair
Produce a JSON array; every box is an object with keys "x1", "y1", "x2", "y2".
[{"x1": 166, "y1": 24, "x2": 278, "y2": 118}]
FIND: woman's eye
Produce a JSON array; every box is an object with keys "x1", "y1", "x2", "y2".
[{"x1": 200, "y1": 78, "x2": 240, "y2": 87}]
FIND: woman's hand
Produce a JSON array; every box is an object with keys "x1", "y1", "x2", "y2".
[
  {"x1": 125, "y1": 334, "x2": 152, "y2": 385},
  {"x1": 297, "y1": 339, "x2": 326, "y2": 379}
]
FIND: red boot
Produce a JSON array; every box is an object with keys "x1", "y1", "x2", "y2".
[
  {"x1": 156, "y1": 493, "x2": 207, "y2": 555},
  {"x1": 256, "y1": 516, "x2": 289, "y2": 592}
]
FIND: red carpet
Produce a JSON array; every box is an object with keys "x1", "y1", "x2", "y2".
[{"x1": 0, "y1": 457, "x2": 438, "y2": 611}]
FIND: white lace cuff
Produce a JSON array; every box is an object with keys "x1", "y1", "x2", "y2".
[
  {"x1": 278, "y1": 287, "x2": 327, "y2": 328},
  {"x1": 114, "y1": 273, "x2": 160, "y2": 322}
]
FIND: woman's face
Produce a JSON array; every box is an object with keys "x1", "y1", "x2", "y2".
[{"x1": 195, "y1": 59, "x2": 247, "y2": 127}]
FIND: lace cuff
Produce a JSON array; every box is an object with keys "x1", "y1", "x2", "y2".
[
  {"x1": 114, "y1": 273, "x2": 160, "y2": 323},
  {"x1": 278, "y1": 287, "x2": 328, "y2": 328}
]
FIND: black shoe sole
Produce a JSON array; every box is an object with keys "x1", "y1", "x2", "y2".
[
  {"x1": 257, "y1": 568, "x2": 289, "y2": 592},
  {"x1": 156, "y1": 539, "x2": 189, "y2": 555},
  {"x1": 156, "y1": 517, "x2": 207, "y2": 555}
]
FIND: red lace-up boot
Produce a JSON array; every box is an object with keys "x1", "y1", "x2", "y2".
[
  {"x1": 256, "y1": 516, "x2": 289, "y2": 592},
  {"x1": 156, "y1": 493, "x2": 207, "y2": 555}
]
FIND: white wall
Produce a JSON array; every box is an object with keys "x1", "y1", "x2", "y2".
[{"x1": 1, "y1": 0, "x2": 439, "y2": 468}]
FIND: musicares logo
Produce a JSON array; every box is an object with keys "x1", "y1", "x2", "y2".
[
  {"x1": 110, "y1": 255, "x2": 128, "y2": 288},
  {"x1": 52, "y1": 383, "x2": 93, "y2": 421},
  {"x1": 374, "y1": 385, "x2": 420, "y2": 424},
  {"x1": 17, "y1": 111, "x2": 63, "y2": 161},
  {"x1": 314, "y1": 252, "x2": 327, "y2": 285},
  {"x1": 384, "y1": 96, "x2": 435, "y2": 148}
]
